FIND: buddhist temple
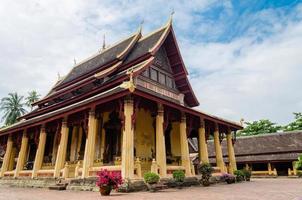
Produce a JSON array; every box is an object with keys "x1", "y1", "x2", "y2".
[{"x1": 0, "y1": 18, "x2": 242, "y2": 181}]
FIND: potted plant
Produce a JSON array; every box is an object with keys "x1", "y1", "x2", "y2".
[
  {"x1": 172, "y1": 170, "x2": 185, "y2": 188},
  {"x1": 242, "y1": 168, "x2": 252, "y2": 181},
  {"x1": 234, "y1": 170, "x2": 245, "y2": 182},
  {"x1": 198, "y1": 163, "x2": 214, "y2": 186},
  {"x1": 221, "y1": 173, "x2": 235, "y2": 184},
  {"x1": 143, "y1": 172, "x2": 160, "y2": 192},
  {"x1": 96, "y1": 170, "x2": 123, "y2": 196}
]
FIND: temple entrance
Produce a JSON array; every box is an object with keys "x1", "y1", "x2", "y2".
[
  {"x1": 274, "y1": 162, "x2": 292, "y2": 176},
  {"x1": 165, "y1": 123, "x2": 173, "y2": 164},
  {"x1": 103, "y1": 112, "x2": 121, "y2": 164},
  {"x1": 25, "y1": 136, "x2": 37, "y2": 170}
]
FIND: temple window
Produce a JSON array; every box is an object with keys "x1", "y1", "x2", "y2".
[
  {"x1": 166, "y1": 76, "x2": 173, "y2": 88},
  {"x1": 159, "y1": 72, "x2": 166, "y2": 85},
  {"x1": 150, "y1": 68, "x2": 158, "y2": 81}
]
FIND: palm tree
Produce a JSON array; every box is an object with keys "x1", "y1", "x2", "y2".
[
  {"x1": 25, "y1": 90, "x2": 40, "y2": 111},
  {"x1": 0, "y1": 92, "x2": 27, "y2": 125}
]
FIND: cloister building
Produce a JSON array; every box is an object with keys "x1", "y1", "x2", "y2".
[{"x1": 0, "y1": 19, "x2": 242, "y2": 181}]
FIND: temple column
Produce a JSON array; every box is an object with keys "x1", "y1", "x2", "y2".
[
  {"x1": 0, "y1": 136, "x2": 13, "y2": 177},
  {"x1": 156, "y1": 104, "x2": 167, "y2": 177},
  {"x1": 213, "y1": 123, "x2": 225, "y2": 172},
  {"x1": 179, "y1": 114, "x2": 192, "y2": 176},
  {"x1": 32, "y1": 125, "x2": 47, "y2": 178},
  {"x1": 82, "y1": 109, "x2": 97, "y2": 178},
  {"x1": 226, "y1": 128, "x2": 237, "y2": 173},
  {"x1": 268, "y1": 163, "x2": 272, "y2": 175},
  {"x1": 54, "y1": 118, "x2": 69, "y2": 178},
  {"x1": 14, "y1": 130, "x2": 29, "y2": 177},
  {"x1": 70, "y1": 126, "x2": 78, "y2": 162},
  {"x1": 198, "y1": 118, "x2": 209, "y2": 164},
  {"x1": 76, "y1": 127, "x2": 83, "y2": 160},
  {"x1": 121, "y1": 98, "x2": 134, "y2": 179}
]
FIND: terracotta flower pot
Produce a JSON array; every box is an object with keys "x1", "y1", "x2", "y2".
[{"x1": 99, "y1": 185, "x2": 112, "y2": 196}]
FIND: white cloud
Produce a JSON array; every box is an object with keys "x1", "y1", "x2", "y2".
[{"x1": 186, "y1": 18, "x2": 302, "y2": 125}]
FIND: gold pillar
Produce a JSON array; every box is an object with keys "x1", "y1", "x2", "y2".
[
  {"x1": 226, "y1": 128, "x2": 237, "y2": 173},
  {"x1": 14, "y1": 130, "x2": 29, "y2": 177},
  {"x1": 100, "y1": 124, "x2": 106, "y2": 163},
  {"x1": 54, "y1": 118, "x2": 69, "y2": 178},
  {"x1": 76, "y1": 126, "x2": 83, "y2": 160},
  {"x1": 82, "y1": 109, "x2": 97, "y2": 178},
  {"x1": 268, "y1": 163, "x2": 272, "y2": 175},
  {"x1": 0, "y1": 136, "x2": 13, "y2": 177},
  {"x1": 121, "y1": 98, "x2": 134, "y2": 179},
  {"x1": 213, "y1": 123, "x2": 225, "y2": 172},
  {"x1": 156, "y1": 104, "x2": 167, "y2": 177},
  {"x1": 198, "y1": 118, "x2": 209, "y2": 164},
  {"x1": 179, "y1": 114, "x2": 192, "y2": 176},
  {"x1": 70, "y1": 126, "x2": 78, "y2": 162},
  {"x1": 32, "y1": 126, "x2": 47, "y2": 178}
]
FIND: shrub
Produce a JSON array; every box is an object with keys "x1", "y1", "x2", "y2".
[
  {"x1": 242, "y1": 168, "x2": 252, "y2": 181},
  {"x1": 234, "y1": 170, "x2": 245, "y2": 182},
  {"x1": 144, "y1": 172, "x2": 160, "y2": 184},
  {"x1": 173, "y1": 170, "x2": 185, "y2": 182},
  {"x1": 294, "y1": 155, "x2": 302, "y2": 170},
  {"x1": 221, "y1": 173, "x2": 235, "y2": 184},
  {"x1": 198, "y1": 163, "x2": 214, "y2": 186},
  {"x1": 297, "y1": 171, "x2": 302, "y2": 178},
  {"x1": 96, "y1": 170, "x2": 123, "y2": 190}
]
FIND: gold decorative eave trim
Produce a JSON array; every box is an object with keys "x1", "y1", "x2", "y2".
[
  {"x1": 119, "y1": 57, "x2": 155, "y2": 93},
  {"x1": 148, "y1": 19, "x2": 172, "y2": 55},
  {"x1": 94, "y1": 61, "x2": 123, "y2": 79}
]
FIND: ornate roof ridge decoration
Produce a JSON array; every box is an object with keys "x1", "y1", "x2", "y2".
[
  {"x1": 148, "y1": 16, "x2": 173, "y2": 55},
  {"x1": 70, "y1": 31, "x2": 140, "y2": 71},
  {"x1": 116, "y1": 27, "x2": 142, "y2": 60}
]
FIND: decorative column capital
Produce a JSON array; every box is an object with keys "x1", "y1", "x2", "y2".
[
  {"x1": 181, "y1": 113, "x2": 186, "y2": 122},
  {"x1": 214, "y1": 122, "x2": 219, "y2": 131},
  {"x1": 62, "y1": 117, "x2": 68, "y2": 127},
  {"x1": 200, "y1": 118, "x2": 205, "y2": 128},
  {"x1": 157, "y1": 103, "x2": 164, "y2": 115},
  {"x1": 22, "y1": 129, "x2": 28, "y2": 138},
  {"x1": 89, "y1": 109, "x2": 95, "y2": 117},
  {"x1": 40, "y1": 124, "x2": 46, "y2": 133},
  {"x1": 124, "y1": 96, "x2": 134, "y2": 105}
]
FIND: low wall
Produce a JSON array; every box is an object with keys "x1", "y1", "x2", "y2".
[{"x1": 0, "y1": 177, "x2": 57, "y2": 188}]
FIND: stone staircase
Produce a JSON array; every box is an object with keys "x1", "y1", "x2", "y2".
[{"x1": 48, "y1": 179, "x2": 70, "y2": 191}]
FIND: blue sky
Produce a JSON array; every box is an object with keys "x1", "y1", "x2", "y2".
[{"x1": 0, "y1": 0, "x2": 302, "y2": 126}]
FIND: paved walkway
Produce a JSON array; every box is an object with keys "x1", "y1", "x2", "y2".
[{"x1": 0, "y1": 178, "x2": 301, "y2": 200}]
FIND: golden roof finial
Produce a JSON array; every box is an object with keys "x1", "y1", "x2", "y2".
[
  {"x1": 240, "y1": 118, "x2": 245, "y2": 126},
  {"x1": 168, "y1": 8, "x2": 175, "y2": 25},
  {"x1": 57, "y1": 72, "x2": 61, "y2": 81},
  {"x1": 138, "y1": 19, "x2": 144, "y2": 33},
  {"x1": 102, "y1": 34, "x2": 106, "y2": 50}
]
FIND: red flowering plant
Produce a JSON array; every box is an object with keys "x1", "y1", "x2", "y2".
[{"x1": 96, "y1": 169, "x2": 123, "y2": 190}]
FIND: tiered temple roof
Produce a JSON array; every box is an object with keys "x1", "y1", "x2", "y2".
[{"x1": 0, "y1": 19, "x2": 242, "y2": 135}]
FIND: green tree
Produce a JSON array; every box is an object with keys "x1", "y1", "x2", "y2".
[
  {"x1": 25, "y1": 90, "x2": 40, "y2": 111},
  {"x1": 238, "y1": 119, "x2": 281, "y2": 136},
  {"x1": 294, "y1": 154, "x2": 302, "y2": 170},
  {"x1": 283, "y1": 112, "x2": 302, "y2": 131},
  {"x1": 0, "y1": 92, "x2": 27, "y2": 125}
]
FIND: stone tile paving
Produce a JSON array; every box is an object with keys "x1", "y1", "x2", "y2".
[{"x1": 0, "y1": 178, "x2": 302, "y2": 200}]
